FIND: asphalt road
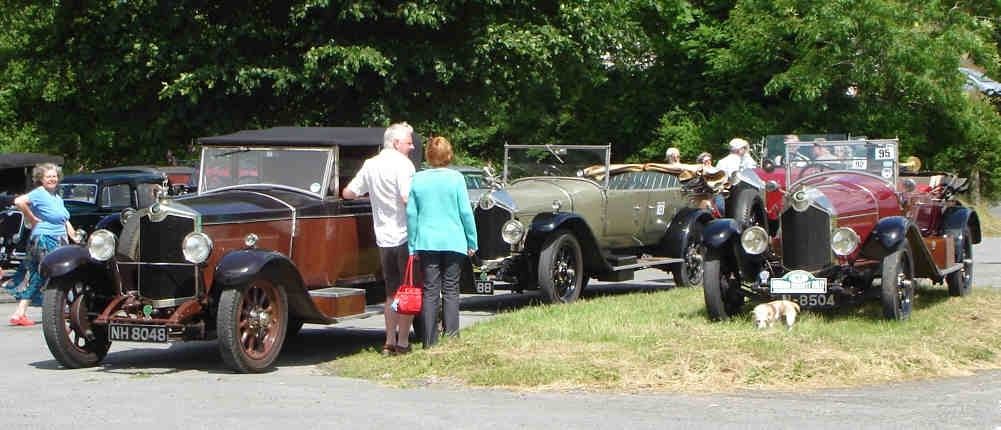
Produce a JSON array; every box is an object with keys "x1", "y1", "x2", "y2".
[{"x1": 2, "y1": 239, "x2": 1001, "y2": 429}]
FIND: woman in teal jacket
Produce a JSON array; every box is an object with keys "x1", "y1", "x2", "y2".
[{"x1": 406, "y1": 136, "x2": 477, "y2": 348}]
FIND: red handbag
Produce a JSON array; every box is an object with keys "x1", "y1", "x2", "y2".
[{"x1": 393, "y1": 255, "x2": 423, "y2": 315}]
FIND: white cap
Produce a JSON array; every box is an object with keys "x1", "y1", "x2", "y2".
[{"x1": 728, "y1": 138, "x2": 749, "y2": 151}]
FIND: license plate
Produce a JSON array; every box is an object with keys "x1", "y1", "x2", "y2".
[
  {"x1": 473, "y1": 279, "x2": 494, "y2": 294},
  {"x1": 108, "y1": 324, "x2": 168, "y2": 343},
  {"x1": 770, "y1": 270, "x2": 828, "y2": 294},
  {"x1": 775, "y1": 294, "x2": 838, "y2": 308}
]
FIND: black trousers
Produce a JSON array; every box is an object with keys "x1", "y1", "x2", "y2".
[{"x1": 419, "y1": 251, "x2": 463, "y2": 348}]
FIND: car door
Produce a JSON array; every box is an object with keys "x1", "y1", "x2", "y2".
[
  {"x1": 604, "y1": 171, "x2": 650, "y2": 248},
  {"x1": 640, "y1": 172, "x2": 683, "y2": 245}
]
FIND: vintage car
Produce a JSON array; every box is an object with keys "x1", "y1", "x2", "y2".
[
  {"x1": 40, "y1": 127, "x2": 422, "y2": 373},
  {"x1": 1, "y1": 152, "x2": 65, "y2": 269},
  {"x1": 470, "y1": 144, "x2": 747, "y2": 302},
  {"x1": 701, "y1": 138, "x2": 980, "y2": 320},
  {"x1": 450, "y1": 165, "x2": 492, "y2": 205},
  {"x1": 57, "y1": 168, "x2": 168, "y2": 237}
]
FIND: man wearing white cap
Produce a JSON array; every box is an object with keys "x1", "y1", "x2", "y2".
[{"x1": 716, "y1": 137, "x2": 757, "y2": 177}]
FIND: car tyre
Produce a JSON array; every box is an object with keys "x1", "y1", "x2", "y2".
[
  {"x1": 703, "y1": 248, "x2": 742, "y2": 320},
  {"x1": 42, "y1": 279, "x2": 111, "y2": 369},
  {"x1": 670, "y1": 221, "x2": 705, "y2": 288},
  {"x1": 880, "y1": 248, "x2": 914, "y2": 320},
  {"x1": 286, "y1": 318, "x2": 304, "y2": 338},
  {"x1": 946, "y1": 227, "x2": 973, "y2": 297},
  {"x1": 217, "y1": 278, "x2": 288, "y2": 373},
  {"x1": 538, "y1": 230, "x2": 584, "y2": 304}
]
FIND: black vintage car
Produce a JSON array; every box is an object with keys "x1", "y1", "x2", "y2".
[
  {"x1": 40, "y1": 127, "x2": 423, "y2": 373},
  {"x1": 57, "y1": 168, "x2": 168, "y2": 236}
]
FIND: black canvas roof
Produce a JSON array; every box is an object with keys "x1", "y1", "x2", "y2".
[
  {"x1": 0, "y1": 153, "x2": 64, "y2": 169},
  {"x1": 198, "y1": 126, "x2": 424, "y2": 166}
]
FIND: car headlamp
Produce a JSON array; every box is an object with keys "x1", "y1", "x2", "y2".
[
  {"x1": 831, "y1": 227, "x2": 860, "y2": 256},
  {"x1": 478, "y1": 195, "x2": 496, "y2": 211},
  {"x1": 740, "y1": 226, "x2": 769, "y2": 255},
  {"x1": 500, "y1": 219, "x2": 525, "y2": 245},
  {"x1": 182, "y1": 232, "x2": 213, "y2": 264},
  {"x1": 87, "y1": 229, "x2": 117, "y2": 261}
]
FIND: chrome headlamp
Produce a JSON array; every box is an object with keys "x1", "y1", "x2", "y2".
[
  {"x1": 740, "y1": 226, "x2": 769, "y2": 255},
  {"x1": 87, "y1": 229, "x2": 117, "y2": 261},
  {"x1": 478, "y1": 195, "x2": 496, "y2": 211},
  {"x1": 182, "y1": 232, "x2": 213, "y2": 264},
  {"x1": 500, "y1": 219, "x2": 525, "y2": 245},
  {"x1": 831, "y1": 227, "x2": 860, "y2": 256}
]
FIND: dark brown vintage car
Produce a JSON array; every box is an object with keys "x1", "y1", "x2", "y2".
[{"x1": 40, "y1": 127, "x2": 422, "y2": 372}]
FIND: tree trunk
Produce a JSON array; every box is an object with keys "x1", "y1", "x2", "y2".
[{"x1": 971, "y1": 166, "x2": 981, "y2": 207}]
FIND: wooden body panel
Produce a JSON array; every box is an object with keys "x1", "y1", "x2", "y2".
[
  {"x1": 293, "y1": 216, "x2": 380, "y2": 289},
  {"x1": 201, "y1": 220, "x2": 293, "y2": 290},
  {"x1": 924, "y1": 236, "x2": 955, "y2": 269}
]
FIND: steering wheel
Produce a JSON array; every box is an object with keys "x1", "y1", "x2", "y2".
[
  {"x1": 542, "y1": 164, "x2": 563, "y2": 177},
  {"x1": 798, "y1": 162, "x2": 829, "y2": 180}
]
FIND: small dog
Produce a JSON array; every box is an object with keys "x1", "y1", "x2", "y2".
[{"x1": 752, "y1": 300, "x2": 801, "y2": 330}]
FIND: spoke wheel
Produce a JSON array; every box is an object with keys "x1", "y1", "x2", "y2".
[
  {"x1": 218, "y1": 278, "x2": 288, "y2": 373},
  {"x1": 538, "y1": 230, "x2": 583, "y2": 304},
  {"x1": 42, "y1": 279, "x2": 110, "y2": 369},
  {"x1": 880, "y1": 249, "x2": 914, "y2": 320},
  {"x1": 671, "y1": 222, "x2": 705, "y2": 288},
  {"x1": 946, "y1": 227, "x2": 973, "y2": 297}
]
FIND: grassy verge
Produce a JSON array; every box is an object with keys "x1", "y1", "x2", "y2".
[{"x1": 319, "y1": 286, "x2": 1001, "y2": 393}]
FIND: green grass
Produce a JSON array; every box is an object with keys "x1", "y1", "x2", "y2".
[{"x1": 319, "y1": 286, "x2": 1001, "y2": 393}]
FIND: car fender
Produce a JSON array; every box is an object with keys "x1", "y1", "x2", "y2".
[
  {"x1": 527, "y1": 212, "x2": 607, "y2": 273},
  {"x1": 703, "y1": 218, "x2": 741, "y2": 249},
  {"x1": 942, "y1": 206, "x2": 981, "y2": 245},
  {"x1": 40, "y1": 245, "x2": 93, "y2": 279},
  {"x1": 214, "y1": 249, "x2": 303, "y2": 289},
  {"x1": 860, "y1": 216, "x2": 911, "y2": 259},
  {"x1": 94, "y1": 214, "x2": 124, "y2": 237},
  {"x1": 664, "y1": 208, "x2": 715, "y2": 257}
]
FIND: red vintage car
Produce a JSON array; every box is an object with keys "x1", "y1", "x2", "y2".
[
  {"x1": 39, "y1": 127, "x2": 422, "y2": 372},
  {"x1": 701, "y1": 138, "x2": 980, "y2": 320}
]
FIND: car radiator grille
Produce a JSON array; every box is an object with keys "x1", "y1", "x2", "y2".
[
  {"x1": 781, "y1": 206, "x2": 831, "y2": 271},
  {"x1": 116, "y1": 213, "x2": 198, "y2": 302},
  {"x1": 475, "y1": 206, "x2": 512, "y2": 260}
]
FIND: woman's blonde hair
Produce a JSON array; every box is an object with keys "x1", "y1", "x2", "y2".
[
  {"x1": 425, "y1": 136, "x2": 454, "y2": 168},
  {"x1": 32, "y1": 162, "x2": 63, "y2": 186}
]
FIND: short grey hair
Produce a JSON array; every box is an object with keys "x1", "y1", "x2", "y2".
[
  {"x1": 32, "y1": 162, "x2": 62, "y2": 186},
  {"x1": 383, "y1": 122, "x2": 414, "y2": 150},
  {"x1": 665, "y1": 147, "x2": 680, "y2": 162}
]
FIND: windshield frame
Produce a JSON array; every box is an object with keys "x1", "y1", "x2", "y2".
[
  {"x1": 502, "y1": 144, "x2": 612, "y2": 189},
  {"x1": 198, "y1": 145, "x2": 334, "y2": 198},
  {"x1": 57, "y1": 183, "x2": 99, "y2": 205}
]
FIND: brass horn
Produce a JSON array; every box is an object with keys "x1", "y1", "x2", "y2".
[{"x1": 900, "y1": 156, "x2": 921, "y2": 173}]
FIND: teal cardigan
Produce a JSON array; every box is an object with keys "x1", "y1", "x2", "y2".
[{"x1": 406, "y1": 168, "x2": 478, "y2": 255}]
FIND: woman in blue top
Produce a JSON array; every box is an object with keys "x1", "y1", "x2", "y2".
[
  {"x1": 5, "y1": 163, "x2": 78, "y2": 326},
  {"x1": 407, "y1": 136, "x2": 477, "y2": 348}
]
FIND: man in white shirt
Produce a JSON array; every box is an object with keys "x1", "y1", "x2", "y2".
[
  {"x1": 343, "y1": 122, "x2": 416, "y2": 355},
  {"x1": 716, "y1": 137, "x2": 757, "y2": 177}
]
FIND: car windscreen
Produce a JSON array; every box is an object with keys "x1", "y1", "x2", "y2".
[
  {"x1": 57, "y1": 183, "x2": 98, "y2": 204},
  {"x1": 200, "y1": 147, "x2": 331, "y2": 195},
  {"x1": 784, "y1": 140, "x2": 898, "y2": 185},
  {"x1": 504, "y1": 145, "x2": 610, "y2": 184}
]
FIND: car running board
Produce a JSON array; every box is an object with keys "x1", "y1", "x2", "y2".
[
  {"x1": 936, "y1": 261, "x2": 967, "y2": 277},
  {"x1": 609, "y1": 256, "x2": 682, "y2": 271}
]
